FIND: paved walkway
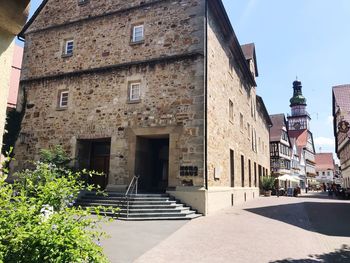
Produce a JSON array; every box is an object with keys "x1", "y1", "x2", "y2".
[{"x1": 102, "y1": 192, "x2": 350, "y2": 263}]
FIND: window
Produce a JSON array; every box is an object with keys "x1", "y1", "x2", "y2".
[
  {"x1": 132, "y1": 25, "x2": 144, "y2": 43},
  {"x1": 229, "y1": 100, "x2": 234, "y2": 123},
  {"x1": 240, "y1": 113, "x2": 244, "y2": 130},
  {"x1": 241, "y1": 155, "x2": 245, "y2": 187},
  {"x1": 59, "y1": 91, "x2": 69, "y2": 108},
  {"x1": 230, "y1": 150, "x2": 235, "y2": 187},
  {"x1": 248, "y1": 159, "x2": 252, "y2": 187},
  {"x1": 254, "y1": 162, "x2": 257, "y2": 187},
  {"x1": 129, "y1": 83, "x2": 141, "y2": 102},
  {"x1": 247, "y1": 123, "x2": 251, "y2": 139},
  {"x1": 64, "y1": 40, "x2": 74, "y2": 56}
]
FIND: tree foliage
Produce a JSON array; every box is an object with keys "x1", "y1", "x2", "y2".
[
  {"x1": 261, "y1": 176, "x2": 276, "y2": 191},
  {"x1": 0, "y1": 147, "x2": 113, "y2": 263}
]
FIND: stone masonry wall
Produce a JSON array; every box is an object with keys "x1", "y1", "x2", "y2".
[
  {"x1": 22, "y1": 0, "x2": 204, "y2": 80},
  {"x1": 28, "y1": 0, "x2": 174, "y2": 32},
  {"x1": 206, "y1": 9, "x2": 270, "y2": 189},
  {"x1": 14, "y1": 57, "x2": 205, "y2": 187}
]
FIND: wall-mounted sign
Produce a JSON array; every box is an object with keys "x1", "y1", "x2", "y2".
[{"x1": 338, "y1": 120, "x2": 350, "y2": 133}]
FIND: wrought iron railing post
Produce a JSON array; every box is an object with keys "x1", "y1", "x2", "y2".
[
  {"x1": 135, "y1": 176, "x2": 139, "y2": 195},
  {"x1": 125, "y1": 175, "x2": 140, "y2": 218}
]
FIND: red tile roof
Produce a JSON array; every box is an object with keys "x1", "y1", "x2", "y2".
[
  {"x1": 315, "y1": 153, "x2": 335, "y2": 171},
  {"x1": 288, "y1": 129, "x2": 308, "y2": 148},
  {"x1": 269, "y1": 114, "x2": 287, "y2": 142}
]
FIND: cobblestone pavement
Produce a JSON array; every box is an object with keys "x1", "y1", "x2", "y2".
[{"x1": 132, "y1": 192, "x2": 350, "y2": 263}]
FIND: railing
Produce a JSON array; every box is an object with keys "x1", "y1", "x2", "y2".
[{"x1": 125, "y1": 175, "x2": 139, "y2": 218}]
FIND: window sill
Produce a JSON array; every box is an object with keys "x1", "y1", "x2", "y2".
[
  {"x1": 130, "y1": 40, "x2": 145, "y2": 46},
  {"x1": 127, "y1": 99, "x2": 141, "y2": 104},
  {"x1": 61, "y1": 53, "x2": 73, "y2": 58},
  {"x1": 56, "y1": 107, "x2": 68, "y2": 111}
]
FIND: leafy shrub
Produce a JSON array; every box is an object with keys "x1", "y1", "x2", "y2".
[
  {"x1": 261, "y1": 176, "x2": 276, "y2": 191},
  {"x1": 0, "y1": 147, "x2": 114, "y2": 263},
  {"x1": 40, "y1": 145, "x2": 72, "y2": 167}
]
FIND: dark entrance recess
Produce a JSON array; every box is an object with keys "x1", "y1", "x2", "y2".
[
  {"x1": 135, "y1": 136, "x2": 169, "y2": 193},
  {"x1": 77, "y1": 139, "x2": 111, "y2": 190}
]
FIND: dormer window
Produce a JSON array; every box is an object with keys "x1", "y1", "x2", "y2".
[
  {"x1": 132, "y1": 25, "x2": 144, "y2": 43},
  {"x1": 64, "y1": 40, "x2": 74, "y2": 56}
]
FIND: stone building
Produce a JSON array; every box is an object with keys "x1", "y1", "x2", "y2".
[
  {"x1": 287, "y1": 80, "x2": 316, "y2": 190},
  {"x1": 0, "y1": 0, "x2": 30, "y2": 152},
  {"x1": 15, "y1": 0, "x2": 271, "y2": 215},
  {"x1": 332, "y1": 85, "x2": 350, "y2": 189}
]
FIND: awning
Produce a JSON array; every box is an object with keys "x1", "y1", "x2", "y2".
[{"x1": 277, "y1": 174, "x2": 301, "y2": 183}]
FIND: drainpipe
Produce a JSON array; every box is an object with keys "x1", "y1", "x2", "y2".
[{"x1": 204, "y1": 0, "x2": 208, "y2": 191}]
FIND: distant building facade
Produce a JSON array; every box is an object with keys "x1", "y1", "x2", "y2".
[
  {"x1": 269, "y1": 114, "x2": 292, "y2": 176},
  {"x1": 14, "y1": 0, "x2": 271, "y2": 215},
  {"x1": 0, "y1": 0, "x2": 29, "y2": 152},
  {"x1": 332, "y1": 85, "x2": 350, "y2": 189},
  {"x1": 315, "y1": 153, "x2": 335, "y2": 184},
  {"x1": 7, "y1": 44, "x2": 23, "y2": 110},
  {"x1": 287, "y1": 80, "x2": 316, "y2": 189}
]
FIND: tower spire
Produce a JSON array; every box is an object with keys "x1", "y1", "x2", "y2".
[{"x1": 290, "y1": 79, "x2": 307, "y2": 107}]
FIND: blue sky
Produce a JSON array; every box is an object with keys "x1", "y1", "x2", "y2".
[{"x1": 27, "y1": 0, "x2": 350, "y2": 158}]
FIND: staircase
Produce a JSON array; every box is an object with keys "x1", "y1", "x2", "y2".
[{"x1": 75, "y1": 191, "x2": 201, "y2": 221}]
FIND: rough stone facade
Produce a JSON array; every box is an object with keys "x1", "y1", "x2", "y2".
[{"x1": 15, "y1": 0, "x2": 271, "y2": 215}]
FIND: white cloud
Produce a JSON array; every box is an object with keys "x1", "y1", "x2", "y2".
[{"x1": 314, "y1": 137, "x2": 335, "y2": 148}]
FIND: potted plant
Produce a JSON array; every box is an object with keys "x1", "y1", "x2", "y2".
[{"x1": 261, "y1": 176, "x2": 276, "y2": 196}]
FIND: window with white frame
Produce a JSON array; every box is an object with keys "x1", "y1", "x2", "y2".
[
  {"x1": 132, "y1": 25, "x2": 144, "y2": 43},
  {"x1": 129, "y1": 83, "x2": 141, "y2": 102},
  {"x1": 59, "y1": 91, "x2": 69, "y2": 108},
  {"x1": 64, "y1": 40, "x2": 74, "y2": 55}
]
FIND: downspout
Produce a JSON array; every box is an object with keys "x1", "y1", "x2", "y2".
[
  {"x1": 204, "y1": 0, "x2": 208, "y2": 190},
  {"x1": 17, "y1": 35, "x2": 25, "y2": 42}
]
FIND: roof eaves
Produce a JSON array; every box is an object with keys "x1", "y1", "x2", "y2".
[
  {"x1": 209, "y1": 0, "x2": 257, "y2": 87},
  {"x1": 18, "y1": 0, "x2": 49, "y2": 39},
  {"x1": 257, "y1": 95, "x2": 272, "y2": 127}
]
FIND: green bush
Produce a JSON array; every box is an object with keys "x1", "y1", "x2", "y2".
[
  {"x1": 0, "y1": 148, "x2": 113, "y2": 263},
  {"x1": 261, "y1": 176, "x2": 276, "y2": 191},
  {"x1": 40, "y1": 145, "x2": 72, "y2": 168}
]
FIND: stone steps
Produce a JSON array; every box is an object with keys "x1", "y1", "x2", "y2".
[{"x1": 75, "y1": 192, "x2": 201, "y2": 221}]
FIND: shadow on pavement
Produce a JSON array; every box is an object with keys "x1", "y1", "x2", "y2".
[
  {"x1": 300, "y1": 192, "x2": 348, "y2": 200},
  {"x1": 245, "y1": 202, "x2": 350, "y2": 237},
  {"x1": 270, "y1": 244, "x2": 350, "y2": 263}
]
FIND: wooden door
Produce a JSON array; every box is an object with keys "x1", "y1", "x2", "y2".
[{"x1": 89, "y1": 141, "x2": 110, "y2": 190}]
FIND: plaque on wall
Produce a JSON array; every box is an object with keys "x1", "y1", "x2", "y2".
[
  {"x1": 338, "y1": 120, "x2": 350, "y2": 133},
  {"x1": 180, "y1": 166, "x2": 198, "y2": 176}
]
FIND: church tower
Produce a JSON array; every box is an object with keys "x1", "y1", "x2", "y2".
[{"x1": 287, "y1": 80, "x2": 311, "y2": 131}]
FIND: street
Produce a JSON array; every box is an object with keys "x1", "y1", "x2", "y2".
[{"x1": 102, "y1": 192, "x2": 350, "y2": 263}]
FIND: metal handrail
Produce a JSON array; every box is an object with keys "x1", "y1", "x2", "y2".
[
  {"x1": 125, "y1": 175, "x2": 139, "y2": 197},
  {"x1": 125, "y1": 175, "x2": 139, "y2": 218}
]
